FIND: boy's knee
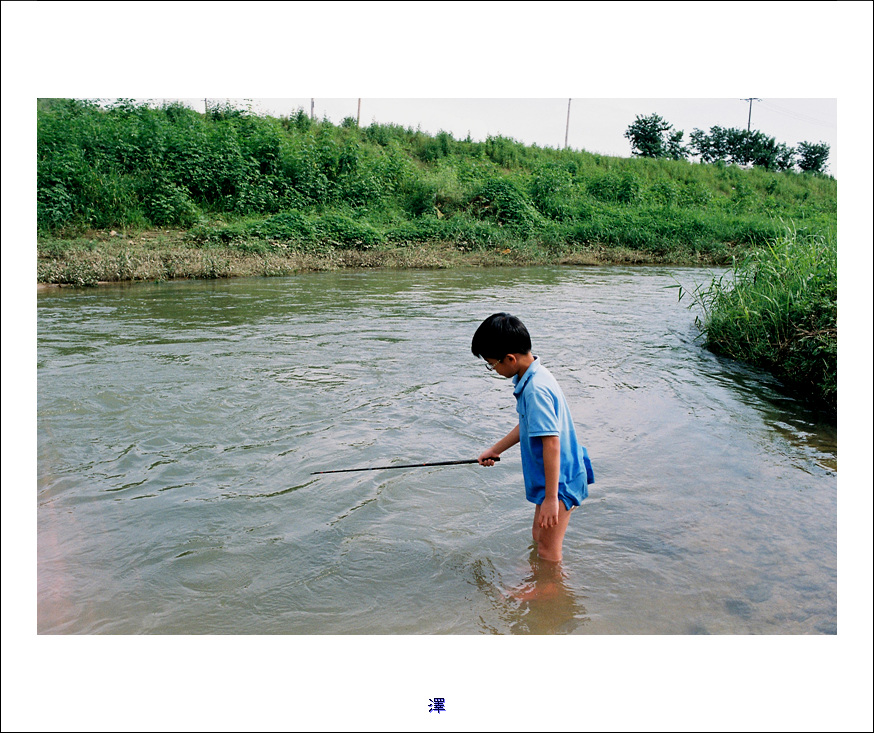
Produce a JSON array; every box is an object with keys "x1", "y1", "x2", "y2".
[
  {"x1": 536, "y1": 534, "x2": 563, "y2": 562},
  {"x1": 537, "y1": 541, "x2": 562, "y2": 563}
]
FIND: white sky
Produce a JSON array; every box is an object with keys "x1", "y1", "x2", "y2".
[{"x1": 2, "y1": 2, "x2": 872, "y2": 732}]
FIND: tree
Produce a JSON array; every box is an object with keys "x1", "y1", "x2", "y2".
[
  {"x1": 690, "y1": 126, "x2": 796, "y2": 171},
  {"x1": 747, "y1": 131, "x2": 795, "y2": 172},
  {"x1": 774, "y1": 142, "x2": 796, "y2": 172},
  {"x1": 624, "y1": 114, "x2": 687, "y2": 160},
  {"x1": 797, "y1": 141, "x2": 830, "y2": 174},
  {"x1": 690, "y1": 126, "x2": 729, "y2": 164}
]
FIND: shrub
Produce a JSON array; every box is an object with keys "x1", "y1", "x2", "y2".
[
  {"x1": 648, "y1": 180, "x2": 679, "y2": 207},
  {"x1": 254, "y1": 210, "x2": 316, "y2": 241},
  {"x1": 444, "y1": 216, "x2": 505, "y2": 250},
  {"x1": 316, "y1": 212, "x2": 383, "y2": 249},
  {"x1": 484, "y1": 135, "x2": 526, "y2": 168},
  {"x1": 529, "y1": 164, "x2": 575, "y2": 219},
  {"x1": 586, "y1": 172, "x2": 623, "y2": 203},
  {"x1": 401, "y1": 179, "x2": 437, "y2": 217},
  {"x1": 144, "y1": 179, "x2": 200, "y2": 227},
  {"x1": 38, "y1": 184, "x2": 76, "y2": 232},
  {"x1": 682, "y1": 224, "x2": 836, "y2": 415},
  {"x1": 415, "y1": 130, "x2": 454, "y2": 162},
  {"x1": 469, "y1": 178, "x2": 541, "y2": 231},
  {"x1": 384, "y1": 217, "x2": 446, "y2": 244}
]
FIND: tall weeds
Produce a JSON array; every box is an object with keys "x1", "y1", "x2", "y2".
[
  {"x1": 682, "y1": 224, "x2": 836, "y2": 417},
  {"x1": 37, "y1": 99, "x2": 837, "y2": 260}
]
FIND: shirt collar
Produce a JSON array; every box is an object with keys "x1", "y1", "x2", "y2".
[{"x1": 513, "y1": 356, "x2": 540, "y2": 397}]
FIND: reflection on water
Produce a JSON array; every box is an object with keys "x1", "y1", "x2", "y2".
[
  {"x1": 468, "y1": 550, "x2": 588, "y2": 635},
  {"x1": 706, "y1": 358, "x2": 837, "y2": 472},
  {"x1": 506, "y1": 549, "x2": 590, "y2": 635},
  {"x1": 37, "y1": 267, "x2": 837, "y2": 634}
]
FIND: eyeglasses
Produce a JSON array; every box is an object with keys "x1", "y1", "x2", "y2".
[{"x1": 485, "y1": 356, "x2": 506, "y2": 371}]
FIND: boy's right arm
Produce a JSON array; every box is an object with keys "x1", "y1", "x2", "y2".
[{"x1": 478, "y1": 424, "x2": 520, "y2": 466}]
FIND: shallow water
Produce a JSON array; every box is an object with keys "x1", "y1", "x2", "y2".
[{"x1": 37, "y1": 265, "x2": 837, "y2": 634}]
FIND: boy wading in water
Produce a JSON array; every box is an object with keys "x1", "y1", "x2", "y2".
[{"x1": 472, "y1": 313, "x2": 592, "y2": 563}]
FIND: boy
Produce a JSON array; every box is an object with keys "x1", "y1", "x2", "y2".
[{"x1": 472, "y1": 313, "x2": 591, "y2": 563}]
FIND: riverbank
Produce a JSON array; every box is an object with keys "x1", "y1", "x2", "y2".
[
  {"x1": 37, "y1": 228, "x2": 734, "y2": 286},
  {"x1": 681, "y1": 224, "x2": 836, "y2": 419},
  {"x1": 37, "y1": 225, "x2": 835, "y2": 421},
  {"x1": 37, "y1": 99, "x2": 836, "y2": 287}
]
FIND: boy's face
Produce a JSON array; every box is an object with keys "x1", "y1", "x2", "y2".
[{"x1": 485, "y1": 354, "x2": 518, "y2": 379}]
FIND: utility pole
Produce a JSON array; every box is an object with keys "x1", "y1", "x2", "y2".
[
  {"x1": 357, "y1": 98, "x2": 361, "y2": 127},
  {"x1": 565, "y1": 98, "x2": 572, "y2": 149},
  {"x1": 741, "y1": 98, "x2": 761, "y2": 131},
  {"x1": 311, "y1": 98, "x2": 315, "y2": 120}
]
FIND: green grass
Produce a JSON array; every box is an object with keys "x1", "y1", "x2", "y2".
[
  {"x1": 680, "y1": 223, "x2": 836, "y2": 418},
  {"x1": 37, "y1": 98, "x2": 836, "y2": 262}
]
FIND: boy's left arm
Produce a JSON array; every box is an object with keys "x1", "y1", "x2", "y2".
[{"x1": 540, "y1": 435, "x2": 561, "y2": 528}]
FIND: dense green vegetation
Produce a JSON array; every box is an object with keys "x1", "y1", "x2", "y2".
[
  {"x1": 38, "y1": 99, "x2": 836, "y2": 263},
  {"x1": 681, "y1": 224, "x2": 836, "y2": 418},
  {"x1": 37, "y1": 99, "x2": 838, "y2": 415}
]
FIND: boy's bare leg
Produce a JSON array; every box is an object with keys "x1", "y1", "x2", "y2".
[
  {"x1": 508, "y1": 548, "x2": 564, "y2": 601},
  {"x1": 532, "y1": 503, "x2": 574, "y2": 562}
]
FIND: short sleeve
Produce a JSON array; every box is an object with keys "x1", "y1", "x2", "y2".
[{"x1": 524, "y1": 384, "x2": 560, "y2": 437}]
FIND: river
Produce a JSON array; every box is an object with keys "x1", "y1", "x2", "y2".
[{"x1": 36, "y1": 265, "x2": 837, "y2": 634}]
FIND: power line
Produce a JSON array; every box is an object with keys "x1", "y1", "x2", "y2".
[{"x1": 758, "y1": 100, "x2": 836, "y2": 128}]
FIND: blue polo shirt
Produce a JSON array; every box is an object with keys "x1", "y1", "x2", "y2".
[{"x1": 513, "y1": 357, "x2": 590, "y2": 509}]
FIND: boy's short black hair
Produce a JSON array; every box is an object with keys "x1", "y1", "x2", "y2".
[{"x1": 471, "y1": 312, "x2": 532, "y2": 359}]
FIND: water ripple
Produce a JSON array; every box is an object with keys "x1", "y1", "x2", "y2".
[{"x1": 37, "y1": 267, "x2": 837, "y2": 635}]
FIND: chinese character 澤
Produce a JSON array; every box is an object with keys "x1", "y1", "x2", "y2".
[{"x1": 429, "y1": 697, "x2": 446, "y2": 713}]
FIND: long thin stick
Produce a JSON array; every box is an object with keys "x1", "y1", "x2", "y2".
[{"x1": 311, "y1": 457, "x2": 499, "y2": 475}]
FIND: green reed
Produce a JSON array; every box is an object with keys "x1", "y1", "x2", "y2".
[{"x1": 681, "y1": 223, "x2": 836, "y2": 416}]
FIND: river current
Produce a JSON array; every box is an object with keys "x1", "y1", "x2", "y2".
[{"x1": 36, "y1": 265, "x2": 837, "y2": 634}]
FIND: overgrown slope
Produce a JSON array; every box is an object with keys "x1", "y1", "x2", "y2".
[{"x1": 38, "y1": 99, "x2": 837, "y2": 261}]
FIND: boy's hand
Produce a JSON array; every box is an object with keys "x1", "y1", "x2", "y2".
[
  {"x1": 539, "y1": 496, "x2": 560, "y2": 528},
  {"x1": 478, "y1": 449, "x2": 501, "y2": 467}
]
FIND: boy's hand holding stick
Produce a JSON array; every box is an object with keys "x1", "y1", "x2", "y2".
[{"x1": 478, "y1": 425, "x2": 520, "y2": 467}]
